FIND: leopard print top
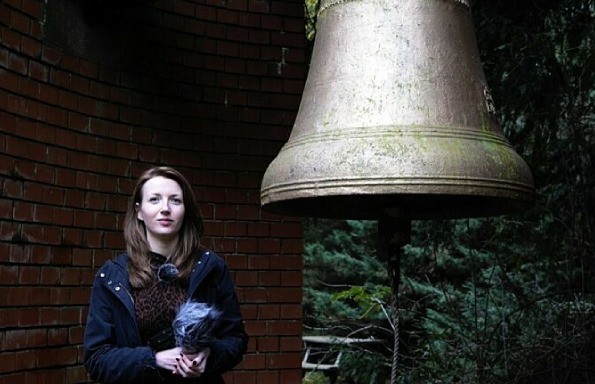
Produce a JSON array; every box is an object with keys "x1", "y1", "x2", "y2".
[{"x1": 132, "y1": 252, "x2": 187, "y2": 346}]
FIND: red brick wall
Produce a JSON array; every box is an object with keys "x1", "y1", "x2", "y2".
[{"x1": 0, "y1": 0, "x2": 305, "y2": 383}]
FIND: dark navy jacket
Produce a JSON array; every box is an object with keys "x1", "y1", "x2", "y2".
[{"x1": 83, "y1": 250, "x2": 248, "y2": 384}]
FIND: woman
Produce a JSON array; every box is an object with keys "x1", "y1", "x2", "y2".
[{"x1": 84, "y1": 166, "x2": 248, "y2": 383}]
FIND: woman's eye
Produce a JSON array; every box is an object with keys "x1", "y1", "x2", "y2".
[
  {"x1": 148, "y1": 197, "x2": 160, "y2": 203},
  {"x1": 171, "y1": 198, "x2": 182, "y2": 205}
]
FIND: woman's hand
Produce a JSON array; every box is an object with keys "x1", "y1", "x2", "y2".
[
  {"x1": 174, "y1": 347, "x2": 211, "y2": 378},
  {"x1": 155, "y1": 347, "x2": 184, "y2": 372}
]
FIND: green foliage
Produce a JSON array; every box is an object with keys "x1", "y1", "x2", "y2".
[
  {"x1": 303, "y1": 371, "x2": 328, "y2": 384},
  {"x1": 339, "y1": 350, "x2": 390, "y2": 384},
  {"x1": 396, "y1": 218, "x2": 595, "y2": 384},
  {"x1": 304, "y1": 0, "x2": 318, "y2": 41},
  {"x1": 304, "y1": 219, "x2": 390, "y2": 330}
]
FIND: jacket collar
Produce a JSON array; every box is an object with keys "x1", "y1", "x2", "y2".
[{"x1": 110, "y1": 249, "x2": 217, "y2": 296}]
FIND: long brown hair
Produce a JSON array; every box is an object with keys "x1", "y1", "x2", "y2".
[{"x1": 124, "y1": 166, "x2": 204, "y2": 288}]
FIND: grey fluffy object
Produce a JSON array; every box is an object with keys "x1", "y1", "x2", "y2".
[{"x1": 173, "y1": 301, "x2": 221, "y2": 354}]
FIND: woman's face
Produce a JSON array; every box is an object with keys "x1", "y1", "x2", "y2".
[{"x1": 136, "y1": 176, "x2": 186, "y2": 248}]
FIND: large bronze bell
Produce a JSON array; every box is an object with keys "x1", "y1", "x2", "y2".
[{"x1": 261, "y1": 0, "x2": 534, "y2": 220}]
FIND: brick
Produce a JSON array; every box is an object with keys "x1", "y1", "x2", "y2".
[
  {"x1": 83, "y1": 231, "x2": 102, "y2": 248},
  {"x1": 21, "y1": 0, "x2": 43, "y2": 18},
  {"x1": 259, "y1": 270, "x2": 280, "y2": 286},
  {"x1": 231, "y1": 371, "x2": 257, "y2": 384},
  {"x1": 62, "y1": 228, "x2": 82, "y2": 246},
  {"x1": 65, "y1": 365, "x2": 88, "y2": 383},
  {"x1": 30, "y1": 245, "x2": 50, "y2": 264},
  {"x1": 13, "y1": 201, "x2": 33, "y2": 221},
  {"x1": 0, "y1": 69, "x2": 20, "y2": 93},
  {"x1": 38, "y1": 308, "x2": 60, "y2": 326},
  {"x1": 237, "y1": 205, "x2": 260, "y2": 220},
  {"x1": 104, "y1": 231, "x2": 125, "y2": 250},
  {"x1": 45, "y1": 105, "x2": 68, "y2": 124},
  {"x1": 0, "y1": 153, "x2": 16, "y2": 175},
  {"x1": 267, "y1": 287, "x2": 302, "y2": 303},
  {"x1": 29, "y1": 286, "x2": 50, "y2": 306},
  {"x1": 70, "y1": 285, "x2": 91, "y2": 304},
  {"x1": 280, "y1": 336, "x2": 302, "y2": 351},
  {"x1": 0, "y1": 352, "x2": 16, "y2": 373},
  {"x1": 4, "y1": 30, "x2": 22, "y2": 54},
  {"x1": 41, "y1": 45, "x2": 62, "y2": 65},
  {"x1": 271, "y1": 2, "x2": 303, "y2": 16},
  {"x1": 72, "y1": 248, "x2": 93, "y2": 267},
  {"x1": 25, "y1": 328, "x2": 47, "y2": 348},
  {"x1": 51, "y1": 247, "x2": 72, "y2": 265},
  {"x1": 7, "y1": 136, "x2": 45, "y2": 162},
  {"x1": 72, "y1": 210, "x2": 93, "y2": 228},
  {"x1": 77, "y1": 58, "x2": 96, "y2": 77},
  {"x1": 28, "y1": 60, "x2": 47, "y2": 81},
  {"x1": 57, "y1": 89, "x2": 78, "y2": 110},
  {"x1": 14, "y1": 350, "x2": 36, "y2": 370},
  {"x1": 9, "y1": 243, "x2": 30, "y2": 263},
  {"x1": 68, "y1": 325, "x2": 84, "y2": 344},
  {"x1": 42, "y1": 225, "x2": 61, "y2": 245},
  {"x1": 240, "y1": 304, "x2": 257, "y2": 320},
  {"x1": 280, "y1": 270, "x2": 301, "y2": 286},
  {"x1": 268, "y1": 320, "x2": 302, "y2": 336},
  {"x1": 18, "y1": 307, "x2": 40, "y2": 327},
  {"x1": 244, "y1": 287, "x2": 267, "y2": 303},
  {"x1": 236, "y1": 239, "x2": 258, "y2": 254},
  {"x1": 258, "y1": 304, "x2": 280, "y2": 320},
  {"x1": 271, "y1": 253, "x2": 302, "y2": 269},
  {"x1": 42, "y1": 185, "x2": 64, "y2": 204},
  {"x1": 15, "y1": 223, "x2": 38, "y2": 245},
  {"x1": 279, "y1": 369, "x2": 302, "y2": 384},
  {"x1": 266, "y1": 352, "x2": 302, "y2": 369},
  {"x1": 280, "y1": 239, "x2": 303, "y2": 254},
  {"x1": 248, "y1": 254, "x2": 270, "y2": 269},
  {"x1": 48, "y1": 287, "x2": 69, "y2": 305},
  {"x1": 0, "y1": 265, "x2": 18, "y2": 284},
  {"x1": 240, "y1": 352, "x2": 266, "y2": 369},
  {"x1": 257, "y1": 336, "x2": 280, "y2": 352},
  {"x1": 94, "y1": 212, "x2": 114, "y2": 229},
  {"x1": 59, "y1": 307, "x2": 82, "y2": 325},
  {"x1": 10, "y1": 8, "x2": 30, "y2": 34},
  {"x1": 249, "y1": 0, "x2": 269, "y2": 14},
  {"x1": 78, "y1": 95, "x2": 97, "y2": 115},
  {"x1": 40, "y1": 266, "x2": 60, "y2": 284},
  {"x1": 257, "y1": 371, "x2": 279, "y2": 383},
  {"x1": 258, "y1": 238, "x2": 282, "y2": 254},
  {"x1": 0, "y1": 309, "x2": 19, "y2": 328},
  {"x1": 60, "y1": 268, "x2": 81, "y2": 286},
  {"x1": 234, "y1": 270, "x2": 258, "y2": 286},
  {"x1": 53, "y1": 207, "x2": 74, "y2": 226},
  {"x1": 3, "y1": 178, "x2": 24, "y2": 199},
  {"x1": 225, "y1": 253, "x2": 247, "y2": 269},
  {"x1": 271, "y1": 222, "x2": 302, "y2": 238},
  {"x1": 18, "y1": 265, "x2": 40, "y2": 284}
]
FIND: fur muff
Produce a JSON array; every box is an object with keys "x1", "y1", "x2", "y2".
[{"x1": 173, "y1": 301, "x2": 221, "y2": 354}]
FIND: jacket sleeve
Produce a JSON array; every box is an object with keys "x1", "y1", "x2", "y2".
[
  {"x1": 83, "y1": 264, "x2": 163, "y2": 384},
  {"x1": 204, "y1": 263, "x2": 249, "y2": 374}
]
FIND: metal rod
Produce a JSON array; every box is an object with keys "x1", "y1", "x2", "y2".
[{"x1": 378, "y1": 212, "x2": 411, "y2": 384}]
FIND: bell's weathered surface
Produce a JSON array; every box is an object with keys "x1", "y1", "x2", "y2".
[{"x1": 260, "y1": 0, "x2": 534, "y2": 220}]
